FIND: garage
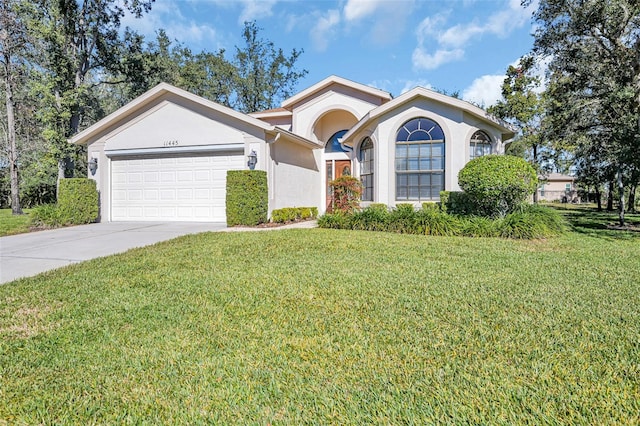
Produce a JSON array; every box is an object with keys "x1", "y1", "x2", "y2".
[{"x1": 110, "y1": 152, "x2": 244, "y2": 222}]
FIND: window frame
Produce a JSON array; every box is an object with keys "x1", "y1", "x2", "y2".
[
  {"x1": 395, "y1": 117, "x2": 445, "y2": 201},
  {"x1": 469, "y1": 130, "x2": 492, "y2": 160},
  {"x1": 359, "y1": 137, "x2": 374, "y2": 202}
]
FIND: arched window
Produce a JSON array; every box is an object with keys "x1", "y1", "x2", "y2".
[
  {"x1": 470, "y1": 130, "x2": 492, "y2": 160},
  {"x1": 324, "y1": 130, "x2": 349, "y2": 153},
  {"x1": 359, "y1": 137, "x2": 374, "y2": 201},
  {"x1": 395, "y1": 117, "x2": 445, "y2": 201}
]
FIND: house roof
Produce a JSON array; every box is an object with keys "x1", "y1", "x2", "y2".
[
  {"x1": 280, "y1": 75, "x2": 392, "y2": 110},
  {"x1": 341, "y1": 86, "x2": 517, "y2": 146},
  {"x1": 544, "y1": 173, "x2": 575, "y2": 181},
  {"x1": 249, "y1": 107, "x2": 293, "y2": 119},
  {"x1": 69, "y1": 82, "x2": 274, "y2": 145}
]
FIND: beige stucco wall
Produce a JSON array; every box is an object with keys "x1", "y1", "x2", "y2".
[
  {"x1": 291, "y1": 88, "x2": 383, "y2": 141},
  {"x1": 348, "y1": 97, "x2": 508, "y2": 207},
  {"x1": 268, "y1": 139, "x2": 320, "y2": 211}
]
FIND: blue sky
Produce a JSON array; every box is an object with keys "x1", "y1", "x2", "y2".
[{"x1": 123, "y1": 0, "x2": 539, "y2": 107}]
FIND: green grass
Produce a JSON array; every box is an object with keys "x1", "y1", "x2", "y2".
[
  {"x1": 1, "y1": 208, "x2": 639, "y2": 424},
  {"x1": 0, "y1": 209, "x2": 31, "y2": 236}
]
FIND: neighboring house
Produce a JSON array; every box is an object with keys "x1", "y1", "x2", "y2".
[
  {"x1": 538, "y1": 173, "x2": 578, "y2": 202},
  {"x1": 70, "y1": 76, "x2": 515, "y2": 222}
]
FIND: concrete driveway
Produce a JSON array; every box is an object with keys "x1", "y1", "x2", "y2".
[{"x1": 0, "y1": 222, "x2": 227, "y2": 284}]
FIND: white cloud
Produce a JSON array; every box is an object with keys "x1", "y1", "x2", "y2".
[
  {"x1": 237, "y1": 0, "x2": 278, "y2": 24},
  {"x1": 412, "y1": 47, "x2": 464, "y2": 70},
  {"x1": 121, "y1": 0, "x2": 221, "y2": 50},
  {"x1": 399, "y1": 79, "x2": 433, "y2": 94},
  {"x1": 310, "y1": 9, "x2": 341, "y2": 51},
  {"x1": 462, "y1": 74, "x2": 505, "y2": 107},
  {"x1": 412, "y1": 0, "x2": 536, "y2": 71},
  {"x1": 343, "y1": 0, "x2": 385, "y2": 21}
]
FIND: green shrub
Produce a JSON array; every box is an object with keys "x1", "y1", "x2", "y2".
[
  {"x1": 317, "y1": 202, "x2": 564, "y2": 240},
  {"x1": 415, "y1": 209, "x2": 463, "y2": 236},
  {"x1": 458, "y1": 155, "x2": 538, "y2": 218},
  {"x1": 30, "y1": 204, "x2": 63, "y2": 227},
  {"x1": 498, "y1": 205, "x2": 565, "y2": 239},
  {"x1": 58, "y1": 178, "x2": 99, "y2": 224},
  {"x1": 226, "y1": 170, "x2": 268, "y2": 226},
  {"x1": 350, "y1": 204, "x2": 390, "y2": 231},
  {"x1": 388, "y1": 204, "x2": 416, "y2": 234},
  {"x1": 461, "y1": 216, "x2": 499, "y2": 238},
  {"x1": 317, "y1": 212, "x2": 350, "y2": 229},
  {"x1": 421, "y1": 202, "x2": 439, "y2": 211},
  {"x1": 440, "y1": 191, "x2": 477, "y2": 215},
  {"x1": 271, "y1": 207, "x2": 318, "y2": 223}
]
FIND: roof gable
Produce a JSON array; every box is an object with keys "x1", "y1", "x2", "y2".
[
  {"x1": 280, "y1": 75, "x2": 392, "y2": 110},
  {"x1": 70, "y1": 83, "x2": 273, "y2": 145},
  {"x1": 342, "y1": 86, "x2": 516, "y2": 145}
]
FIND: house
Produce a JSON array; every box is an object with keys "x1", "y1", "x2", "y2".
[
  {"x1": 70, "y1": 76, "x2": 515, "y2": 222},
  {"x1": 538, "y1": 173, "x2": 578, "y2": 202}
]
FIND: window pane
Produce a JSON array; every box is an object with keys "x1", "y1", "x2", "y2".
[
  {"x1": 408, "y1": 174, "x2": 419, "y2": 186},
  {"x1": 404, "y1": 119, "x2": 419, "y2": 133},
  {"x1": 420, "y1": 144, "x2": 431, "y2": 157},
  {"x1": 396, "y1": 145, "x2": 407, "y2": 158},
  {"x1": 432, "y1": 158, "x2": 444, "y2": 170},
  {"x1": 396, "y1": 158, "x2": 407, "y2": 170},
  {"x1": 429, "y1": 126, "x2": 444, "y2": 141},
  {"x1": 431, "y1": 186, "x2": 442, "y2": 199},
  {"x1": 397, "y1": 174, "x2": 407, "y2": 186},
  {"x1": 483, "y1": 144, "x2": 491, "y2": 155},
  {"x1": 409, "y1": 130, "x2": 430, "y2": 141},
  {"x1": 396, "y1": 128, "x2": 409, "y2": 141},
  {"x1": 419, "y1": 173, "x2": 431, "y2": 186},
  {"x1": 397, "y1": 182, "x2": 407, "y2": 199},
  {"x1": 408, "y1": 159, "x2": 419, "y2": 170},
  {"x1": 431, "y1": 173, "x2": 443, "y2": 187},
  {"x1": 409, "y1": 186, "x2": 420, "y2": 199},
  {"x1": 432, "y1": 143, "x2": 444, "y2": 157},
  {"x1": 408, "y1": 144, "x2": 420, "y2": 158},
  {"x1": 419, "y1": 158, "x2": 430, "y2": 170},
  {"x1": 420, "y1": 185, "x2": 430, "y2": 199}
]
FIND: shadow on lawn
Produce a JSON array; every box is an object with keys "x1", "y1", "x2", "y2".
[{"x1": 547, "y1": 204, "x2": 640, "y2": 241}]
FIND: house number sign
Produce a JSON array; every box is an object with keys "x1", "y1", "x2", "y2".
[{"x1": 163, "y1": 140, "x2": 179, "y2": 147}]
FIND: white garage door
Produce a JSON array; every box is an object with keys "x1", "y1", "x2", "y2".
[{"x1": 111, "y1": 153, "x2": 244, "y2": 222}]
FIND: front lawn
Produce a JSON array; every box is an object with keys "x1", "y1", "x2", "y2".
[
  {"x1": 1, "y1": 210, "x2": 639, "y2": 423},
  {"x1": 0, "y1": 209, "x2": 31, "y2": 237}
]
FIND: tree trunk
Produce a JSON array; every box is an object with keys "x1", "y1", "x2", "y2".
[
  {"x1": 532, "y1": 144, "x2": 539, "y2": 203},
  {"x1": 2, "y1": 50, "x2": 23, "y2": 215},
  {"x1": 617, "y1": 168, "x2": 625, "y2": 227},
  {"x1": 607, "y1": 180, "x2": 614, "y2": 211},
  {"x1": 595, "y1": 186, "x2": 602, "y2": 211},
  {"x1": 629, "y1": 184, "x2": 637, "y2": 213}
]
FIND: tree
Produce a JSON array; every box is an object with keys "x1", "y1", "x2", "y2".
[
  {"x1": 527, "y1": 0, "x2": 640, "y2": 225},
  {"x1": 232, "y1": 21, "x2": 307, "y2": 113},
  {"x1": 32, "y1": 0, "x2": 154, "y2": 189},
  {"x1": 0, "y1": 0, "x2": 33, "y2": 214},
  {"x1": 488, "y1": 56, "x2": 547, "y2": 202}
]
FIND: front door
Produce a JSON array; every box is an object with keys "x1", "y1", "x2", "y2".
[{"x1": 326, "y1": 160, "x2": 352, "y2": 210}]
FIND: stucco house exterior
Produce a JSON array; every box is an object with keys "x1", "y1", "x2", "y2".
[
  {"x1": 538, "y1": 173, "x2": 578, "y2": 202},
  {"x1": 70, "y1": 76, "x2": 515, "y2": 222}
]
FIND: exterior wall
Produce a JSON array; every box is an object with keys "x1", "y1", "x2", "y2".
[
  {"x1": 291, "y1": 88, "x2": 383, "y2": 141},
  {"x1": 268, "y1": 139, "x2": 320, "y2": 212},
  {"x1": 348, "y1": 98, "x2": 509, "y2": 208},
  {"x1": 538, "y1": 179, "x2": 577, "y2": 202},
  {"x1": 85, "y1": 95, "x2": 268, "y2": 222}
]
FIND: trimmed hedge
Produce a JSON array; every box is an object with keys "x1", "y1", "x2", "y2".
[
  {"x1": 31, "y1": 178, "x2": 99, "y2": 227},
  {"x1": 458, "y1": 155, "x2": 538, "y2": 217},
  {"x1": 318, "y1": 203, "x2": 564, "y2": 239},
  {"x1": 226, "y1": 170, "x2": 268, "y2": 226},
  {"x1": 58, "y1": 178, "x2": 99, "y2": 224},
  {"x1": 271, "y1": 207, "x2": 318, "y2": 223}
]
